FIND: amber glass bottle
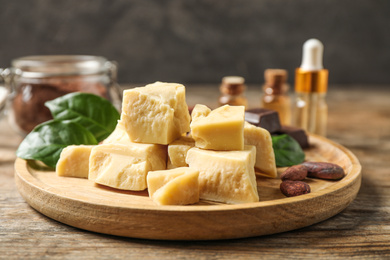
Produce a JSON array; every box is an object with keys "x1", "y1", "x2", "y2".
[
  {"x1": 218, "y1": 76, "x2": 248, "y2": 109},
  {"x1": 261, "y1": 69, "x2": 291, "y2": 125}
]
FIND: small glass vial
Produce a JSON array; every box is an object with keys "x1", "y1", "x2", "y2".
[
  {"x1": 261, "y1": 69, "x2": 291, "y2": 125},
  {"x1": 292, "y1": 39, "x2": 328, "y2": 136},
  {"x1": 0, "y1": 55, "x2": 121, "y2": 134},
  {"x1": 293, "y1": 89, "x2": 327, "y2": 136},
  {"x1": 218, "y1": 76, "x2": 248, "y2": 109}
]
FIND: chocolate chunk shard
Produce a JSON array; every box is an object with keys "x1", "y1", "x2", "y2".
[
  {"x1": 276, "y1": 125, "x2": 309, "y2": 149},
  {"x1": 245, "y1": 108, "x2": 282, "y2": 133}
]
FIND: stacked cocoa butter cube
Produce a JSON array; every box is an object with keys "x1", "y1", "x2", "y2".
[{"x1": 57, "y1": 82, "x2": 279, "y2": 205}]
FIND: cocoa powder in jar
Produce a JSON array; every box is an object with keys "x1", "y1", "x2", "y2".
[
  {"x1": 6, "y1": 55, "x2": 119, "y2": 134},
  {"x1": 12, "y1": 77, "x2": 108, "y2": 133}
]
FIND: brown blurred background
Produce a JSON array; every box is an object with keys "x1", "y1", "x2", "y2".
[{"x1": 0, "y1": 0, "x2": 389, "y2": 86}]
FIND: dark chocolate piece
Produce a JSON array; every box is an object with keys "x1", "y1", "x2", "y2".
[
  {"x1": 276, "y1": 125, "x2": 309, "y2": 149},
  {"x1": 245, "y1": 108, "x2": 282, "y2": 133}
]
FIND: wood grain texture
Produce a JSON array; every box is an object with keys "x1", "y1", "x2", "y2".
[
  {"x1": 13, "y1": 135, "x2": 361, "y2": 240},
  {"x1": 1, "y1": 85, "x2": 390, "y2": 259}
]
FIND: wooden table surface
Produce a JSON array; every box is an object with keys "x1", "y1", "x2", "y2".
[{"x1": 1, "y1": 85, "x2": 390, "y2": 259}]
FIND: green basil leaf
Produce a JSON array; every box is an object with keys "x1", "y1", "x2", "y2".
[
  {"x1": 45, "y1": 92, "x2": 120, "y2": 142},
  {"x1": 16, "y1": 120, "x2": 98, "y2": 168},
  {"x1": 272, "y1": 134, "x2": 305, "y2": 167}
]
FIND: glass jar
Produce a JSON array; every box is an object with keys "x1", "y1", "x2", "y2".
[{"x1": 0, "y1": 55, "x2": 121, "y2": 134}]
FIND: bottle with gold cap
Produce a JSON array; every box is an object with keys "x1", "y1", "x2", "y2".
[
  {"x1": 292, "y1": 39, "x2": 329, "y2": 136},
  {"x1": 218, "y1": 76, "x2": 248, "y2": 109},
  {"x1": 261, "y1": 69, "x2": 291, "y2": 125}
]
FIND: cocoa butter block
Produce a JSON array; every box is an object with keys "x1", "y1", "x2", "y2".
[
  {"x1": 191, "y1": 104, "x2": 245, "y2": 151},
  {"x1": 147, "y1": 167, "x2": 199, "y2": 206},
  {"x1": 245, "y1": 108, "x2": 282, "y2": 133},
  {"x1": 244, "y1": 122, "x2": 277, "y2": 178},
  {"x1": 121, "y1": 82, "x2": 191, "y2": 145},
  {"x1": 56, "y1": 145, "x2": 95, "y2": 178},
  {"x1": 89, "y1": 144, "x2": 150, "y2": 190},
  {"x1": 89, "y1": 141, "x2": 167, "y2": 191},
  {"x1": 168, "y1": 136, "x2": 195, "y2": 168},
  {"x1": 276, "y1": 125, "x2": 309, "y2": 149},
  {"x1": 186, "y1": 145, "x2": 259, "y2": 204}
]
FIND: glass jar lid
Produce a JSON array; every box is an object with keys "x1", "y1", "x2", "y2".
[{"x1": 11, "y1": 55, "x2": 112, "y2": 78}]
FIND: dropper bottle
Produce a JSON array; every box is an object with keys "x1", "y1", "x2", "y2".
[{"x1": 292, "y1": 39, "x2": 329, "y2": 136}]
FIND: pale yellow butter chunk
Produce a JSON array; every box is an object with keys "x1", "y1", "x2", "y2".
[
  {"x1": 167, "y1": 136, "x2": 195, "y2": 168},
  {"x1": 147, "y1": 167, "x2": 199, "y2": 205},
  {"x1": 102, "y1": 123, "x2": 168, "y2": 170},
  {"x1": 166, "y1": 158, "x2": 176, "y2": 169},
  {"x1": 121, "y1": 82, "x2": 191, "y2": 145},
  {"x1": 186, "y1": 145, "x2": 259, "y2": 204},
  {"x1": 191, "y1": 104, "x2": 211, "y2": 119},
  {"x1": 89, "y1": 143, "x2": 166, "y2": 191},
  {"x1": 56, "y1": 145, "x2": 95, "y2": 178},
  {"x1": 244, "y1": 122, "x2": 277, "y2": 178},
  {"x1": 190, "y1": 104, "x2": 245, "y2": 151},
  {"x1": 102, "y1": 122, "x2": 131, "y2": 145}
]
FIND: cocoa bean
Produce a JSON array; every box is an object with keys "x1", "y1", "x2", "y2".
[
  {"x1": 302, "y1": 162, "x2": 345, "y2": 180},
  {"x1": 280, "y1": 165, "x2": 308, "y2": 181},
  {"x1": 280, "y1": 180, "x2": 311, "y2": 197}
]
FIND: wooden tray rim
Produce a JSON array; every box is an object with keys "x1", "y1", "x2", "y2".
[{"x1": 14, "y1": 134, "x2": 362, "y2": 212}]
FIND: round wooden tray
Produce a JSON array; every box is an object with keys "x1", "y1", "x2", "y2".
[{"x1": 15, "y1": 135, "x2": 361, "y2": 240}]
